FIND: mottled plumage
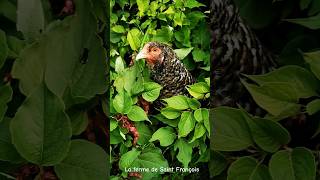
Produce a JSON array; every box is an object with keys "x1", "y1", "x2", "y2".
[
  {"x1": 210, "y1": 0, "x2": 277, "y2": 114},
  {"x1": 136, "y1": 42, "x2": 194, "y2": 100}
]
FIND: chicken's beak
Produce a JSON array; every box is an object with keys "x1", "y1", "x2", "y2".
[{"x1": 135, "y1": 50, "x2": 147, "y2": 61}]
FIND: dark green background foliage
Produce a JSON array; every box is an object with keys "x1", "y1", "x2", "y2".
[
  {"x1": 210, "y1": 0, "x2": 320, "y2": 179},
  {"x1": 1, "y1": 0, "x2": 320, "y2": 179},
  {"x1": 110, "y1": 0, "x2": 210, "y2": 179},
  {"x1": 0, "y1": 0, "x2": 109, "y2": 179}
]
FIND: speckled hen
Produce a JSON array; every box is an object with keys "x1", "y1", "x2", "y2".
[{"x1": 136, "y1": 42, "x2": 194, "y2": 100}]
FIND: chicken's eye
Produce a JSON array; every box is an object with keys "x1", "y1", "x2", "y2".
[{"x1": 153, "y1": 49, "x2": 157, "y2": 52}]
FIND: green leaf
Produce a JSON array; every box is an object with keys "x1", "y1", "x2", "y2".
[
  {"x1": 244, "y1": 65, "x2": 319, "y2": 98},
  {"x1": 6, "y1": 36, "x2": 25, "y2": 58},
  {"x1": 136, "y1": 0, "x2": 149, "y2": 17},
  {"x1": 174, "y1": 47, "x2": 193, "y2": 60},
  {"x1": 0, "y1": 118, "x2": 24, "y2": 163},
  {"x1": 149, "y1": 126, "x2": 176, "y2": 146},
  {"x1": 187, "y1": 98, "x2": 201, "y2": 110},
  {"x1": 242, "y1": 111, "x2": 290, "y2": 153},
  {"x1": 284, "y1": 13, "x2": 320, "y2": 30},
  {"x1": 178, "y1": 111, "x2": 195, "y2": 137},
  {"x1": 174, "y1": 138, "x2": 192, "y2": 168},
  {"x1": 127, "y1": 28, "x2": 143, "y2": 51},
  {"x1": 164, "y1": 6, "x2": 175, "y2": 14},
  {"x1": 141, "y1": 19, "x2": 152, "y2": 29},
  {"x1": 279, "y1": 35, "x2": 318, "y2": 66},
  {"x1": 13, "y1": 0, "x2": 98, "y2": 97},
  {"x1": 153, "y1": 114, "x2": 179, "y2": 127},
  {"x1": 116, "y1": 0, "x2": 128, "y2": 9},
  {"x1": 131, "y1": 76, "x2": 144, "y2": 95},
  {"x1": 0, "y1": 0, "x2": 17, "y2": 22},
  {"x1": 110, "y1": 31, "x2": 121, "y2": 43},
  {"x1": 174, "y1": 0, "x2": 184, "y2": 9},
  {"x1": 10, "y1": 82, "x2": 72, "y2": 165},
  {"x1": 0, "y1": 85, "x2": 12, "y2": 122},
  {"x1": 173, "y1": 12, "x2": 186, "y2": 26},
  {"x1": 308, "y1": 0, "x2": 320, "y2": 16},
  {"x1": 187, "y1": 82, "x2": 209, "y2": 99},
  {"x1": 0, "y1": 29, "x2": 8, "y2": 69},
  {"x1": 152, "y1": 26, "x2": 173, "y2": 43},
  {"x1": 67, "y1": 35, "x2": 108, "y2": 105},
  {"x1": 112, "y1": 25, "x2": 126, "y2": 33},
  {"x1": 127, "y1": 105, "x2": 149, "y2": 122},
  {"x1": 197, "y1": 148, "x2": 209, "y2": 163},
  {"x1": 191, "y1": 20, "x2": 210, "y2": 48},
  {"x1": 119, "y1": 148, "x2": 141, "y2": 171},
  {"x1": 112, "y1": 90, "x2": 133, "y2": 114},
  {"x1": 122, "y1": 65, "x2": 139, "y2": 94},
  {"x1": 300, "y1": 0, "x2": 312, "y2": 10},
  {"x1": 54, "y1": 140, "x2": 108, "y2": 180},
  {"x1": 110, "y1": 129, "x2": 123, "y2": 145},
  {"x1": 194, "y1": 108, "x2": 209, "y2": 123},
  {"x1": 90, "y1": 0, "x2": 107, "y2": 23},
  {"x1": 306, "y1": 99, "x2": 320, "y2": 115},
  {"x1": 135, "y1": 122, "x2": 152, "y2": 145},
  {"x1": 163, "y1": 95, "x2": 189, "y2": 110},
  {"x1": 242, "y1": 81, "x2": 301, "y2": 118},
  {"x1": 110, "y1": 13, "x2": 118, "y2": 24},
  {"x1": 185, "y1": 0, "x2": 205, "y2": 8},
  {"x1": 148, "y1": 1, "x2": 159, "y2": 16},
  {"x1": 209, "y1": 151, "x2": 228, "y2": 177},
  {"x1": 160, "y1": 107, "x2": 181, "y2": 119},
  {"x1": 192, "y1": 48, "x2": 208, "y2": 62},
  {"x1": 269, "y1": 147, "x2": 316, "y2": 180},
  {"x1": 187, "y1": 11, "x2": 206, "y2": 28},
  {"x1": 142, "y1": 82, "x2": 162, "y2": 102},
  {"x1": 303, "y1": 50, "x2": 320, "y2": 80},
  {"x1": 190, "y1": 123, "x2": 206, "y2": 143},
  {"x1": 211, "y1": 107, "x2": 253, "y2": 151},
  {"x1": 187, "y1": 90, "x2": 204, "y2": 99},
  {"x1": 174, "y1": 28, "x2": 191, "y2": 47},
  {"x1": 131, "y1": 146, "x2": 169, "y2": 177},
  {"x1": 110, "y1": 119, "x2": 118, "y2": 132},
  {"x1": 157, "y1": 14, "x2": 167, "y2": 22},
  {"x1": 205, "y1": 77, "x2": 210, "y2": 86},
  {"x1": 17, "y1": 0, "x2": 45, "y2": 40},
  {"x1": 228, "y1": 156, "x2": 272, "y2": 180},
  {"x1": 115, "y1": 56, "x2": 125, "y2": 73},
  {"x1": 67, "y1": 109, "x2": 88, "y2": 136}
]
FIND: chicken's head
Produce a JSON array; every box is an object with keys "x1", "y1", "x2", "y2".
[{"x1": 135, "y1": 42, "x2": 164, "y2": 68}]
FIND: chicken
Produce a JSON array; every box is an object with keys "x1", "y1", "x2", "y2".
[
  {"x1": 136, "y1": 42, "x2": 195, "y2": 101},
  {"x1": 210, "y1": 0, "x2": 278, "y2": 115}
]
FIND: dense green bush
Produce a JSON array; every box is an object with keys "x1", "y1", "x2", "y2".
[
  {"x1": 1, "y1": 0, "x2": 319, "y2": 179},
  {"x1": 110, "y1": 0, "x2": 210, "y2": 179},
  {"x1": 210, "y1": 0, "x2": 320, "y2": 179}
]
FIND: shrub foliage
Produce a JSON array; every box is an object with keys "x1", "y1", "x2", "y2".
[{"x1": 110, "y1": 0, "x2": 210, "y2": 179}]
